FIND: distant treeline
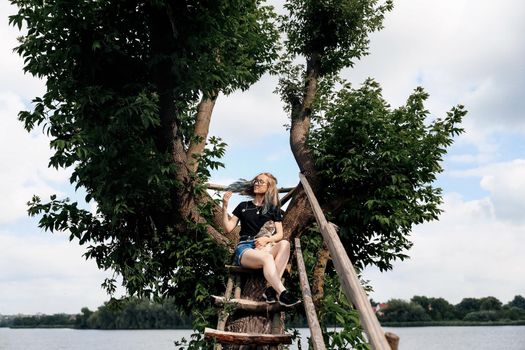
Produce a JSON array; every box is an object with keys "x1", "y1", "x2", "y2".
[
  {"x1": 0, "y1": 298, "x2": 192, "y2": 329},
  {"x1": 2, "y1": 295, "x2": 524, "y2": 329},
  {"x1": 376, "y1": 295, "x2": 525, "y2": 325}
]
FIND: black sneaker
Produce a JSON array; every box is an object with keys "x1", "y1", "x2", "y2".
[
  {"x1": 278, "y1": 290, "x2": 301, "y2": 307},
  {"x1": 263, "y1": 286, "x2": 277, "y2": 304}
]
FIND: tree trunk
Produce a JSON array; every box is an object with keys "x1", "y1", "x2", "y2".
[
  {"x1": 187, "y1": 94, "x2": 218, "y2": 173},
  {"x1": 312, "y1": 243, "x2": 330, "y2": 307},
  {"x1": 224, "y1": 273, "x2": 280, "y2": 350}
]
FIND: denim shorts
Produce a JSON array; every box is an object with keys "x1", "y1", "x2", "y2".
[{"x1": 233, "y1": 240, "x2": 256, "y2": 266}]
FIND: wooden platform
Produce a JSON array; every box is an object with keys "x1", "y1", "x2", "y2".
[{"x1": 204, "y1": 327, "x2": 293, "y2": 345}]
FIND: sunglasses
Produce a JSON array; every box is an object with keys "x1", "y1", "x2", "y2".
[{"x1": 252, "y1": 179, "x2": 268, "y2": 185}]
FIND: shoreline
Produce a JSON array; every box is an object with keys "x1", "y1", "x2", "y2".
[
  {"x1": 4, "y1": 321, "x2": 525, "y2": 330},
  {"x1": 381, "y1": 320, "x2": 525, "y2": 327}
]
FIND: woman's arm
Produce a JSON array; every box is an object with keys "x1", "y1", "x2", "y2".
[
  {"x1": 255, "y1": 221, "x2": 284, "y2": 248},
  {"x1": 222, "y1": 191, "x2": 239, "y2": 233}
]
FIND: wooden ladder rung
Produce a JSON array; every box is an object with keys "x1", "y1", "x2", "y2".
[
  {"x1": 212, "y1": 296, "x2": 283, "y2": 313},
  {"x1": 204, "y1": 328, "x2": 293, "y2": 345}
]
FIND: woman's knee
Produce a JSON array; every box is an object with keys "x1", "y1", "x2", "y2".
[
  {"x1": 240, "y1": 250, "x2": 264, "y2": 267},
  {"x1": 261, "y1": 252, "x2": 275, "y2": 266},
  {"x1": 278, "y1": 239, "x2": 290, "y2": 251}
]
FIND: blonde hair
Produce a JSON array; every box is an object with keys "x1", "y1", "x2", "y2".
[
  {"x1": 253, "y1": 172, "x2": 279, "y2": 214},
  {"x1": 226, "y1": 172, "x2": 280, "y2": 214}
]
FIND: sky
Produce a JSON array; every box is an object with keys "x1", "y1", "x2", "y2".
[{"x1": 1, "y1": 0, "x2": 524, "y2": 315}]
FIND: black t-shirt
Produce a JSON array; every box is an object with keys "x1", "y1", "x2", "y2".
[{"x1": 232, "y1": 201, "x2": 283, "y2": 238}]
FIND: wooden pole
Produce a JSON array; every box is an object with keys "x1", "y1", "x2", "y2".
[
  {"x1": 279, "y1": 185, "x2": 297, "y2": 206},
  {"x1": 385, "y1": 332, "x2": 400, "y2": 350},
  {"x1": 299, "y1": 173, "x2": 396, "y2": 350},
  {"x1": 294, "y1": 238, "x2": 327, "y2": 350},
  {"x1": 206, "y1": 183, "x2": 294, "y2": 193}
]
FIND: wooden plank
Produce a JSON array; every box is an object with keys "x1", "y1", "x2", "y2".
[
  {"x1": 224, "y1": 275, "x2": 235, "y2": 299},
  {"x1": 212, "y1": 296, "x2": 283, "y2": 313},
  {"x1": 279, "y1": 185, "x2": 297, "y2": 206},
  {"x1": 294, "y1": 238, "x2": 327, "y2": 350},
  {"x1": 204, "y1": 328, "x2": 293, "y2": 345},
  {"x1": 207, "y1": 183, "x2": 294, "y2": 193},
  {"x1": 299, "y1": 173, "x2": 396, "y2": 350},
  {"x1": 216, "y1": 276, "x2": 235, "y2": 331},
  {"x1": 234, "y1": 275, "x2": 241, "y2": 299},
  {"x1": 271, "y1": 311, "x2": 283, "y2": 335}
]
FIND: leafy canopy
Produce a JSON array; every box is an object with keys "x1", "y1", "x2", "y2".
[
  {"x1": 10, "y1": 1, "x2": 466, "y2": 346},
  {"x1": 281, "y1": 0, "x2": 393, "y2": 74},
  {"x1": 308, "y1": 79, "x2": 465, "y2": 270},
  {"x1": 10, "y1": 0, "x2": 279, "y2": 309}
]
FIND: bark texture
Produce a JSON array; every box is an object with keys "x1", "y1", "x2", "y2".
[
  {"x1": 312, "y1": 243, "x2": 330, "y2": 307},
  {"x1": 224, "y1": 273, "x2": 281, "y2": 350}
]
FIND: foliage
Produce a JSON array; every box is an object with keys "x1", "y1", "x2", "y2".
[
  {"x1": 10, "y1": 0, "x2": 469, "y2": 348},
  {"x1": 308, "y1": 79, "x2": 465, "y2": 270},
  {"x1": 455, "y1": 298, "x2": 482, "y2": 319},
  {"x1": 463, "y1": 310, "x2": 499, "y2": 322},
  {"x1": 507, "y1": 295, "x2": 525, "y2": 310},
  {"x1": 9, "y1": 0, "x2": 278, "y2": 313},
  {"x1": 299, "y1": 228, "x2": 369, "y2": 349},
  {"x1": 319, "y1": 277, "x2": 370, "y2": 350},
  {"x1": 378, "y1": 299, "x2": 431, "y2": 323},
  {"x1": 2, "y1": 298, "x2": 193, "y2": 329},
  {"x1": 479, "y1": 296, "x2": 503, "y2": 311},
  {"x1": 281, "y1": 0, "x2": 393, "y2": 74},
  {"x1": 82, "y1": 298, "x2": 192, "y2": 329},
  {"x1": 9, "y1": 313, "x2": 75, "y2": 328},
  {"x1": 499, "y1": 307, "x2": 525, "y2": 321},
  {"x1": 377, "y1": 295, "x2": 525, "y2": 324},
  {"x1": 411, "y1": 296, "x2": 457, "y2": 321}
]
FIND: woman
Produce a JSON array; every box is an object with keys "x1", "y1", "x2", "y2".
[{"x1": 222, "y1": 172, "x2": 300, "y2": 307}]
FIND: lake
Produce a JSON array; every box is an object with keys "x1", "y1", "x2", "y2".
[{"x1": 1, "y1": 326, "x2": 524, "y2": 349}]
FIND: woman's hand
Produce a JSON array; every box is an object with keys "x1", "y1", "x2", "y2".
[
  {"x1": 222, "y1": 191, "x2": 238, "y2": 233},
  {"x1": 255, "y1": 236, "x2": 271, "y2": 249},
  {"x1": 222, "y1": 191, "x2": 233, "y2": 208}
]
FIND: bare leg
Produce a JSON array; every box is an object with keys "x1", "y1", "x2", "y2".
[
  {"x1": 271, "y1": 240, "x2": 290, "y2": 279},
  {"x1": 240, "y1": 249, "x2": 286, "y2": 294}
]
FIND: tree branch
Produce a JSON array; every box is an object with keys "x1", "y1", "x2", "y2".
[
  {"x1": 289, "y1": 54, "x2": 320, "y2": 180},
  {"x1": 312, "y1": 242, "x2": 330, "y2": 307},
  {"x1": 186, "y1": 93, "x2": 218, "y2": 173}
]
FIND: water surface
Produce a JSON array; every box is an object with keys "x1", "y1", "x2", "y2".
[{"x1": 1, "y1": 326, "x2": 524, "y2": 349}]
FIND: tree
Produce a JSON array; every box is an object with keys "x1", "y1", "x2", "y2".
[
  {"x1": 10, "y1": 0, "x2": 465, "y2": 347},
  {"x1": 378, "y1": 299, "x2": 431, "y2": 323},
  {"x1": 507, "y1": 295, "x2": 525, "y2": 310},
  {"x1": 411, "y1": 296, "x2": 456, "y2": 321},
  {"x1": 479, "y1": 296, "x2": 502, "y2": 311},
  {"x1": 75, "y1": 307, "x2": 94, "y2": 329},
  {"x1": 455, "y1": 298, "x2": 482, "y2": 319},
  {"x1": 463, "y1": 310, "x2": 498, "y2": 322}
]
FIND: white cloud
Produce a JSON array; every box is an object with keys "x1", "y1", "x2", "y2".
[
  {"x1": 210, "y1": 75, "x2": 289, "y2": 146},
  {"x1": 345, "y1": 0, "x2": 525, "y2": 160},
  {"x1": 451, "y1": 159, "x2": 525, "y2": 223},
  {"x1": 365, "y1": 192, "x2": 525, "y2": 304},
  {"x1": 0, "y1": 93, "x2": 70, "y2": 224},
  {"x1": 0, "y1": 230, "x2": 118, "y2": 314}
]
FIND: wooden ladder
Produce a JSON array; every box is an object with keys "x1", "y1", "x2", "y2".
[
  {"x1": 204, "y1": 265, "x2": 293, "y2": 349},
  {"x1": 204, "y1": 177, "x2": 400, "y2": 350}
]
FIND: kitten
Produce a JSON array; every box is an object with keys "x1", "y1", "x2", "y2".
[{"x1": 254, "y1": 220, "x2": 275, "y2": 252}]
